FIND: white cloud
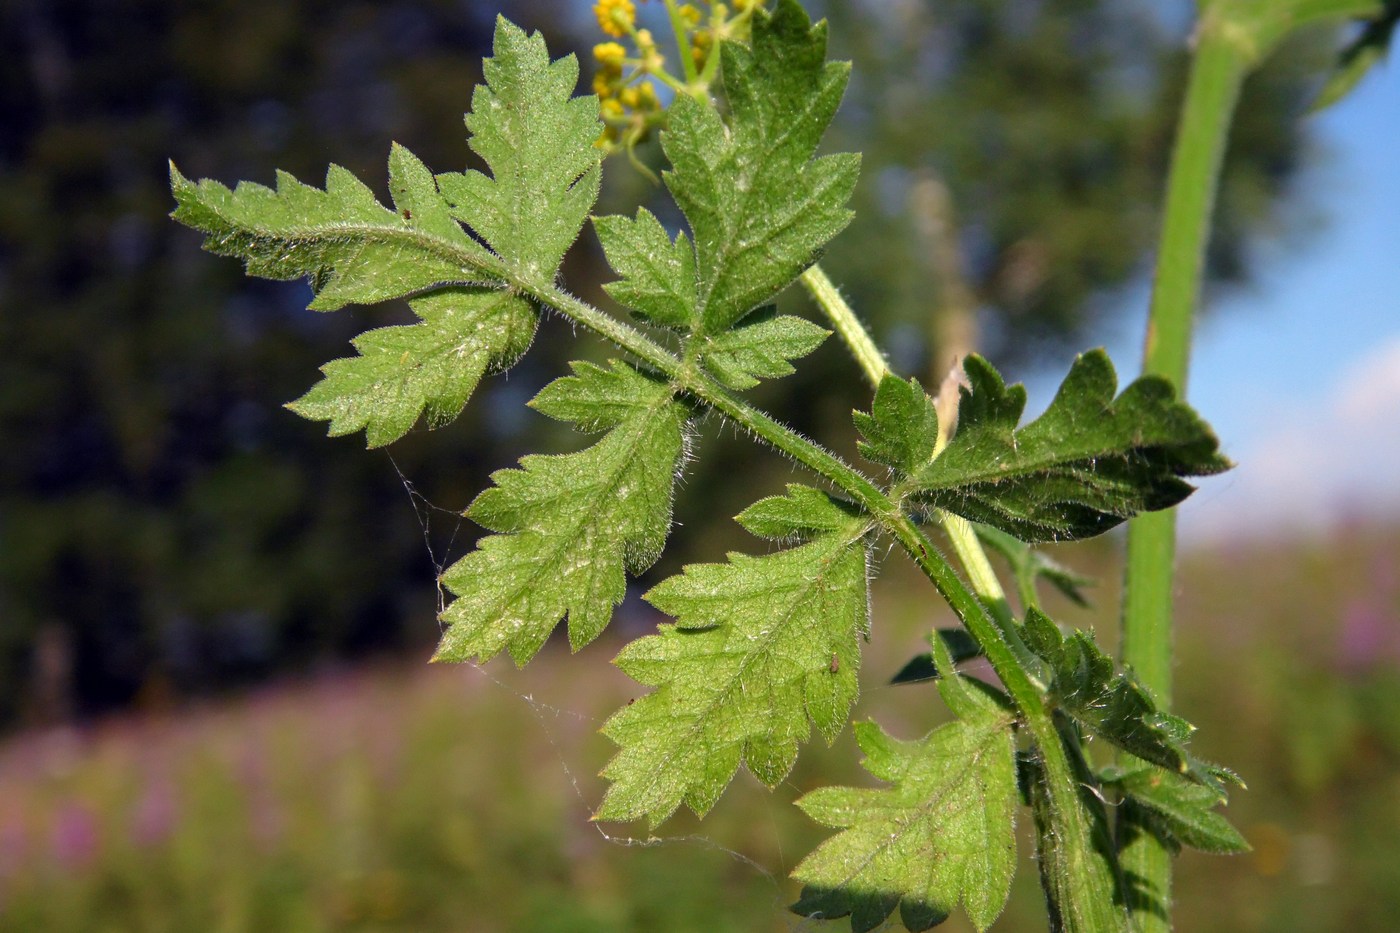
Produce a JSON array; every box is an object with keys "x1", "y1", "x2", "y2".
[{"x1": 1179, "y1": 335, "x2": 1400, "y2": 546}]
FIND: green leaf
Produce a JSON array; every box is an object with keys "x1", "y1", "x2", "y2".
[
  {"x1": 171, "y1": 17, "x2": 601, "y2": 444},
  {"x1": 854, "y1": 375, "x2": 940, "y2": 475},
  {"x1": 1311, "y1": 1, "x2": 1398, "y2": 111},
  {"x1": 736, "y1": 484, "x2": 864, "y2": 541},
  {"x1": 604, "y1": 0, "x2": 856, "y2": 334},
  {"x1": 286, "y1": 288, "x2": 536, "y2": 447},
  {"x1": 598, "y1": 493, "x2": 870, "y2": 825},
  {"x1": 592, "y1": 208, "x2": 697, "y2": 330},
  {"x1": 435, "y1": 17, "x2": 601, "y2": 281},
  {"x1": 699, "y1": 308, "x2": 830, "y2": 390},
  {"x1": 169, "y1": 151, "x2": 492, "y2": 312},
  {"x1": 1023, "y1": 609, "x2": 1235, "y2": 793},
  {"x1": 1110, "y1": 768, "x2": 1251, "y2": 855},
  {"x1": 792, "y1": 681, "x2": 1018, "y2": 933},
  {"x1": 909, "y1": 351, "x2": 1230, "y2": 543},
  {"x1": 434, "y1": 362, "x2": 686, "y2": 665}
]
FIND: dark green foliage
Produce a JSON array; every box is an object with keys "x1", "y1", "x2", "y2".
[
  {"x1": 909, "y1": 351, "x2": 1230, "y2": 542},
  {"x1": 1023, "y1": 608, "x2": 1237, "y2": 794},
  {"x1": 853, "y1": 375, "x2": 940, "y2": 475},
  {"x1": 1107, "y1": 767, "x2": 1251, "y2": 855}
]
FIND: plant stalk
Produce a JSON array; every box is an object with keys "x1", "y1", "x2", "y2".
[
  {"x1": 512, "y1": 269, "x2": 1120, "y2": 925},
  {"x1": 1120, "y1": 14, "x2": 1249, "y2": 927}
]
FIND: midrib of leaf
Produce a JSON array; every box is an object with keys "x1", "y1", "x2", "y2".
[
  {"x1": 844, "y1": 715, "x2": 1012, "y2": 883},
  {"x1": 624, "y1": 519, "x2": 871, "y2": 802},
  {"x1": 247, "y1": 221, "x2": 500, "y2": 279}
]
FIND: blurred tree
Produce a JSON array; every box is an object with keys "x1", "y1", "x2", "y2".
[
  {"x1": 0, "y1": 0, "x2": 595, "y2": 724},
  {"x1": 809, "y1": 0, "x2": 1327, "y2": 381},
  {"x1": 0, "y1": 0, "x2": 1334, "y2": 727},
  {"x1": 657, "y1": 0, "x2": 1334, "y2": 572}
]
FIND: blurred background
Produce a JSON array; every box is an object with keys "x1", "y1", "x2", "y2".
[{"x1": 1, "y1": 0, "x2": 1397, "y2": 929}]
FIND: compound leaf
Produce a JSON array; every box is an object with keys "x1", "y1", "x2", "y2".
[
  {"x1": 700, "y1": 308, "x2": 830, "y2": 390},
  {"x1": 286, "y1": 288, "x2": 536, "y2": 447},
  {"x1": 1024, "y1": 608, "x2": 1237, "y2": 793},
  {"x1": 171, "y1": 16, "x2": 600, "y2": 444},
  {"x1": 435, "y1": 361, "x2": 687, "y2": 665},
  {"x1": 598, "y1": 492, "x2": 870, "y2": 825},
  {"x1": 909, "y1": 350, "x2": 1230, "y2": 543},
  {"x1": 792, "y1": 681, "x2": 1018, "y2": 933}
]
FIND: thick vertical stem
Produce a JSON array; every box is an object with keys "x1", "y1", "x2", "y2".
[{"x1": 1120, "y1": 17, "x2": 1250, "y2": 927}]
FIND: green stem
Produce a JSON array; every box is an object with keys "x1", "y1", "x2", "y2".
[
  {"x1": 799, "y1": 265, "x2": 888, "y2": 388},
  {"x1": 500, "y1": 265, "x2": 1122, "y2": 927},
  {"x1": 1121, "y1": 15, "x2": 1249, "y2": 928},
  {"x1": 800, "y1": 265, "x2": 1028, "y2": 659},
  {"x1": 662, "y1": 0, "x2": 700, "y2": 85}
]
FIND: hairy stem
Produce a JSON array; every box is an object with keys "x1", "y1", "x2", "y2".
[
  {"x1": 799, "y1": 264, "x2": 1028, "y2": 657},
  {"x1": 799, "y1": 264, "x2": 888, "y2": 388},
  {"x1": 1120, "y1": 13, "x2": 1249, "y2": 927}
]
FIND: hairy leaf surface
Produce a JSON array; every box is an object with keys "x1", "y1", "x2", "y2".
[
  {"x1": 435, "y1": 362, "x2": 687, "y2": 664},
  {"x1": 1023, "y1": 608, "x2": 1237, "y2": 793},
  {"x1": 854, "y1": 374, "x2": 940, "y2": 475},
  {"x1": 700, "y1": 308, "x2": 830, "y2": 390},
  {"x1": 598, "y1": 488, "x2": 870, "y2": 825},
  {"x1": 171, "y1": 17, "x2": 600, "y2": 444},
  {"x1": 287, "y1": 288, "x2": 536, "y2": 447},
  {"x1": 595, "y1": 0, "x2": 858, "y2": 347},
  {"x1": 909, "y1": 350, "x2": 1230, "y2": 542},
  {"x1": 1110, "y1": 767, "x2": 1250, "y2": 855},
  {"x1": 792, "y1": 680, "x2": 1018, "y2": 933}
]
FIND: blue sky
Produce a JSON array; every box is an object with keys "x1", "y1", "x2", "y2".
[{"x1": 1024, "y1": 55, "x2": 1400, "y2": 546}]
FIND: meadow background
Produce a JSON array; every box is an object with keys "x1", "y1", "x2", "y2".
[{"x1": 3, "y1": 1, "x2": 1397, "y2": 930}]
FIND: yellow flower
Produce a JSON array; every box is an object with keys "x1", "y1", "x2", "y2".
[
  {"x1": 601, "y1": 98, "x2": 626, "y2": 121},
  {"x1": 594, "y1": 0, "x2": 636, "y2": 38},
  {"x1": 678, "y1": 4, "x2": 702, "y2": 28},
  {"x1": 593, "y1": 72, "x2": 615, "y2": 98},
  {"x1": 593, "y1": 42, "x2": 627, "y2": 71}
]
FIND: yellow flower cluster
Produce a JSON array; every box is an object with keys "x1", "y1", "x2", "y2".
[
  {"x1": 592, "y1": 36, "x2": 662, "y2": 152},
  {"x1": 594, "y1": 0, "x2": 637, "y2": 38},
  {"x1": 589, "y1": 0, "x2": 765, "y2": 160}
]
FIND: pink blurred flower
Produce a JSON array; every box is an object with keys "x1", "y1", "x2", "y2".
[
  {"x1": 50, "y1": 803, "x2": 99, "y2": 870},
  {"x1": 131, "y1": 779, "x2": 179, "y2": 848}
]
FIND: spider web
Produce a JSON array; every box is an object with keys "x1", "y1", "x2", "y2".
[{"x1": 384, "y1": 450, "x2": 928, "y2": 932}]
